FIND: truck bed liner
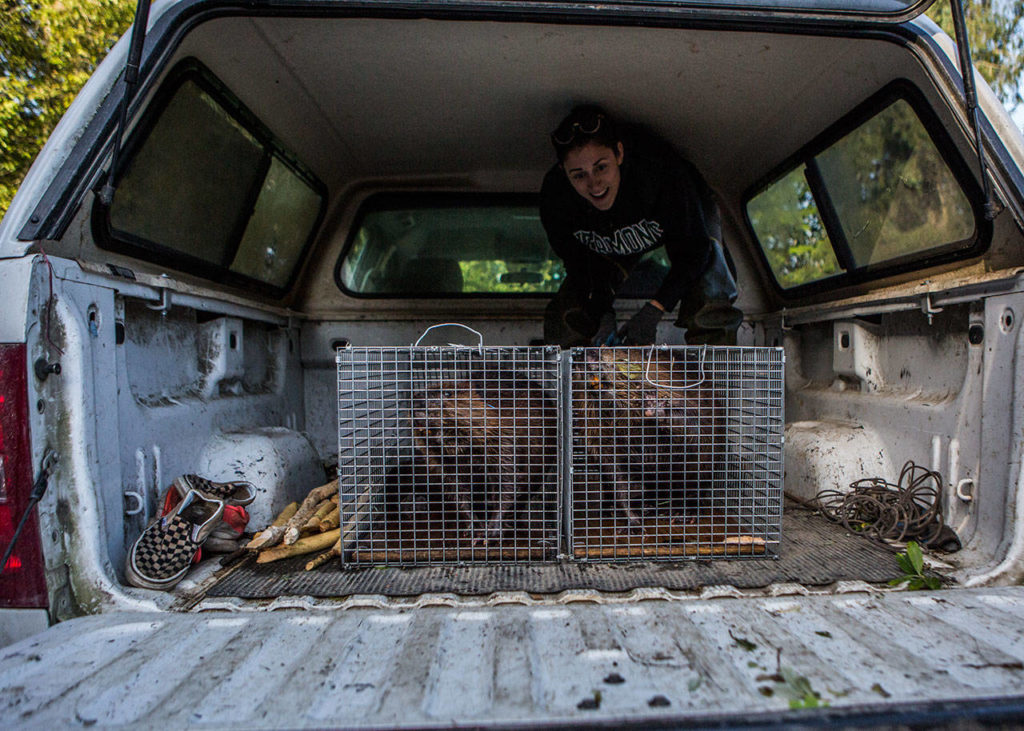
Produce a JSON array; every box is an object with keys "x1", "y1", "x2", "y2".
[
  {"x1": 4, "y1": 588, "x2": 1023, "y2": 728},
  {"x1": 207, "y1": 504, "x2": 924, "y2": 599}
]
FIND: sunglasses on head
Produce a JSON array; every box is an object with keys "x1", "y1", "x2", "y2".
[{"x1": 551, "y1": 112, "x2": 605, "y2": 146}]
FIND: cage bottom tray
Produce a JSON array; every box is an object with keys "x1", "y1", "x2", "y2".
[
  {"x1": 570, "y1": 508, "x2": 772, "y2": 559},
  {"x1": 346, "y1": 507, "x2": 765, "y2": 564},
  {"x1": 206, "y1": 502, "x2": 937, "y2": 600}
]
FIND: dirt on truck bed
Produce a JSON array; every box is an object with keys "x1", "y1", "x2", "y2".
[{"x1": 203, "y1": 502, "x2": 945, "y2": 600}]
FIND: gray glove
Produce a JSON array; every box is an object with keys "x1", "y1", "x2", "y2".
[{"x1": 620, "y1": 303, "x2": 662, "y2": 346}]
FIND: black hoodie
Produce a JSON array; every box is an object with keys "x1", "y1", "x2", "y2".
[{"x1": 539, "y1": 128, "x2": 715, "y2": 316}]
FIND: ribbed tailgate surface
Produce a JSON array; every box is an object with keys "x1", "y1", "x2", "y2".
[{"x1": 4, "y1": 588, "x2": 1024, "y2": 728}]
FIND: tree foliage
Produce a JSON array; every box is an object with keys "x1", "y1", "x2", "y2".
[
  {"x1": 1, "y1": 0, "x2": 133, "y2": 216},
  {"x1": 928, "y1": 0, "x2": 1024, "y2": 112},
  {"x1": 459, "y1": 258, "x2": 564, "y2": 294},
  {"x1": 750, "y1": 94, "x2": 978, "y2": 288},
  {"x1": 748, "y1": 167, "x2": 838, "y2": 288}
]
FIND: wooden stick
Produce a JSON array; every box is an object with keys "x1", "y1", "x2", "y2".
[
  {"x1": 300, "y1": 488, "x2": 377, "y2": 569},
  {"x1": 318, "y1": 506, "x2": 340, "y2": 532},
  {"x1": 244, "y1": 502, "x2": 298, "y2": 550},
  {"x1": 273, "y1": 502, "x2": 299, "y2": 526},
  {"x1": 282, "y1": 479, "x2": 339, "y2": 545},
  {"x1": 340, "y1": 489, "x2": 373, "y2": 550},
  {"x1": 303, "y1": 499, "x2": 336, "y2": 531},
  {"x1": 256, "y1": 528, "x2": 341, "y2": 564},
  {"x1": 305, "y1": 539, "x2": 341, "y2": 571}
]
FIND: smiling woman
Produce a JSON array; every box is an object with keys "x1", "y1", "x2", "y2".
[
  {"x1": 563, "y1": 142, "x2": 624, "y2": 211},
  {"x1": 554, "y1": 109, "x2": 625, "y2": 211},
  {"x1": 539, "y1": 105, "x2": 740, "y2": 347}
]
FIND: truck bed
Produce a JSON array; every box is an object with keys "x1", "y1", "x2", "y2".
[{"x1": 202, "y1": 503, "x2": 941, "y2": 602}]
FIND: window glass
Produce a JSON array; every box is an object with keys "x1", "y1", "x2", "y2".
[
  {"x1": 103, "y1": 63, "x2": 324, "y2": 293},
  {"x1": 339, "y1": 202, "x2": 566, "y2": 295},
  {"x1": 230, "y1": 157, "x2": 323, "y2": 288},
  {"x1": 747, "y1": 94, "x2": 977, "y2": 291},
  {"x1": 110, "y1": 80, "x2": 265, "y2": 266},
  {"x1": 815, "y1": 99, "x2": 974, "y2": 267},
  {"x1": 748, "y1": 165, "x2": 842, "y2": 289}
]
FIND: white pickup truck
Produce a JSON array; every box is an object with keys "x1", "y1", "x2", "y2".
[{"x1": 3, "y1": 0, "x2": 1024, "y2": 726}]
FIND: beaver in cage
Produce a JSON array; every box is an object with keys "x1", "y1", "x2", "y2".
[
  {"x1": 410, "y1": 372, "x2": 557, "y2": 545},
  {"x1": 575, "y1": 347, "x2": 724, "y2": 530}
]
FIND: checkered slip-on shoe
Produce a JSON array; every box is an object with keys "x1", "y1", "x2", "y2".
[
  {"x1": 125, "y1": 489, "x2": 225, "y2": 590},
  {"x1": 173, "y1": 474, "x2": 256, "y2": 507}
]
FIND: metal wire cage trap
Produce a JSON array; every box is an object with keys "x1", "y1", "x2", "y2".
[
  {"x1": 568, "y1": 346, "x2": 784, "y2": 560},
  {"x1": 337, "y1": 338, "x2": 562, "y2": 566}
]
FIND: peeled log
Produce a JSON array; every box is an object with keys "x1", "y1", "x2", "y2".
[
  {"x1": 257, "y1": 528, "x2": 341, "y2": 564},
  {"x1": 283, "y1": 480, "x2": 339, "y2": 545},
  {"x1": 245, "y1": 502, "x2": 298, "y2": 550},
  {"x1": 305, "y1": 539, "x2": 341, "y2": 571}
]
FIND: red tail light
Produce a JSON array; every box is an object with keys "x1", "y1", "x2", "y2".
[{"x1": 0, "y1": 343, "x2": 48, "y2": 608}]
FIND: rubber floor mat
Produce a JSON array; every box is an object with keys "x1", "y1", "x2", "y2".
[{"x1": 206, "y1": 504, "x2": 930, "y2": 599}]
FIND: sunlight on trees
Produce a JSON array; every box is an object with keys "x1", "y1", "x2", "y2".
[
  {"x1": 1, "y1": 0, "x2": 134, "y2": 215},
  {"x1": 928, "y1": 1, "x2": 1024, "y2": 112},
  {"x1": 748, "y1": 97, "x2": 978, "y2": 288}
]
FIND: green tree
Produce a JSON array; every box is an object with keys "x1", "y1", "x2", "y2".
[
  {"x1": 1, "y1": 0, "x2": 133, "y2": 216},
  {"x1": 928, "y1": 0, "x2": 1024, "y2": 113},
  {"x1": 747, "y1": 166, "x2": 841, "y2": 289}
]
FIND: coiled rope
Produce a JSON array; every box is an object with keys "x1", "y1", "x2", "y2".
[{"x1": 814, "y1": 461, "x2": 945, "y2": 546}]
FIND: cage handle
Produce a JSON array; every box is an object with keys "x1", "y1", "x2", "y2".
[
  {"x1": 644, "y1": 344, "x2": 707, "y2": 390},
  {"x1": 414, "y1": 323, "x2": 484, "y2": 352}
]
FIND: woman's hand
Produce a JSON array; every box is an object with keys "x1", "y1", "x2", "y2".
[{"x1": 620, "y1": 302, "x2": 664, "y2": 345}]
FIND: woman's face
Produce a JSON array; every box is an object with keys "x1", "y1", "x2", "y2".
[{"x1": 562, "y1": 141, "x2": 624, "y2": 211}]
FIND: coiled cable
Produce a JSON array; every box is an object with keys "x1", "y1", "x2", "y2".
[{"x1": 814, "y1": 461, "x2": 945, "y2": 546}]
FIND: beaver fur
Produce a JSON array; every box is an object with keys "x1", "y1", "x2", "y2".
[
  {"x1": 411, "y1": 370, "x2": 557, "y2": 544},
  {"x1": 574, "y1": 347, "x2": 724, "y2": 527}
]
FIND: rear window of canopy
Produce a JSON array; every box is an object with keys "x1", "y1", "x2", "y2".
[
  {"x1": 337, "y1": 195, "x2": 564, "y2": 296},
  {"x1": 335, "y1": 193, "x2": 673, "y2": 298}
]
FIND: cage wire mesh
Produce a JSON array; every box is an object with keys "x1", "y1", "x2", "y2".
[
  {"x1": 569, "y1": 346, "x2": 784, "y2": 560},
  {"x1": 337, "y1": 344, "x2": 562, "y2": 566}
]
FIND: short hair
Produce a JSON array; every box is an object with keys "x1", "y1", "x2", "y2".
[{"x1": 550, "y1": 104, "x2": 621, "y2": 162}]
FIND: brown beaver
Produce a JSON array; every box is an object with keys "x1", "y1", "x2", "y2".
[
  {"x1": 411, "y1": 371, "x2": 557, "y2": 545},
  {"x1": 574, "y1": 347, "x2": 724, "y2": 529}
]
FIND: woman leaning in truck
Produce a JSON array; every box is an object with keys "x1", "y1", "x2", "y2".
[{"x1": 540, "y1": 104, "x2": 741, "y2": 347}]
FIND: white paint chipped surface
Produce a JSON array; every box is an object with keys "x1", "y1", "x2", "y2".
[{"x1": 3, "y1": 587, "x2": 1024, "y2": 727}]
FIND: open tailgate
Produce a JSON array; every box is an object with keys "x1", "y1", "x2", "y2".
[{"x1": 3, "y1": 587, "x2": 1024, "y2": 727}]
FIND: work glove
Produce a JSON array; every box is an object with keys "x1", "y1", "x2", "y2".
[
  {"x1": 592, "y1": 310, "x2": 619, "y2": 346},
  {"x1": 620, "y1": 303, "x2": 662, "y2": 346}
]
